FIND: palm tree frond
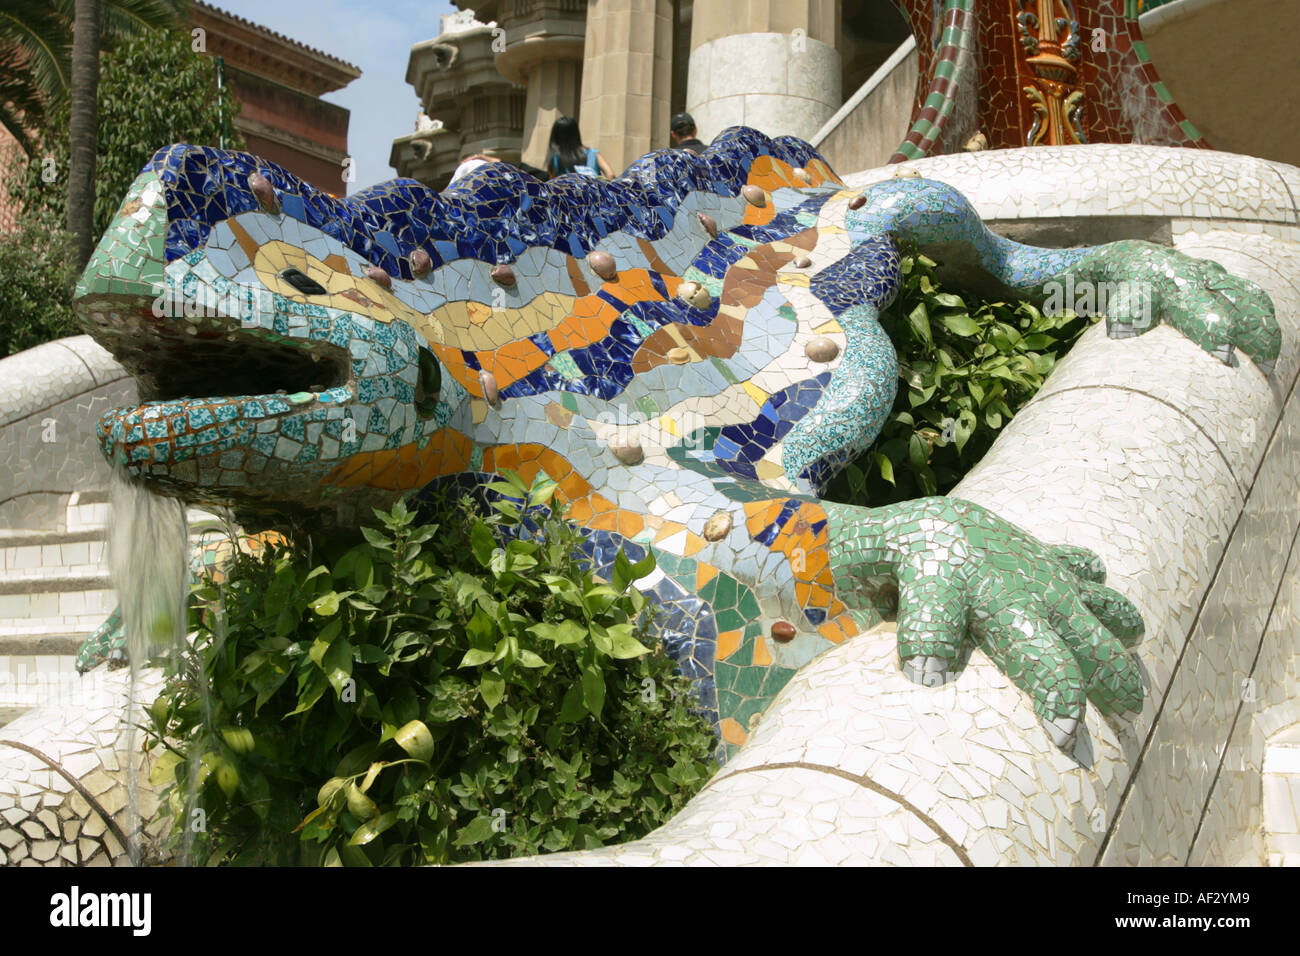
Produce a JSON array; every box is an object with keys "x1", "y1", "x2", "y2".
[
  {"x1": 0, "y1": 0, "x2": 74, "y2": 102},
  {"x1": 0, "y1": 98, "x2": 36, "y2": 155},
  {"x1": 0, "y1": 39, "x2": 43, "y2": 153},
  {"x1": 53, "y1": 0, "x2": 188, "y2": 44}
]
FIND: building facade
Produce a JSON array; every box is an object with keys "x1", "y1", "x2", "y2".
[
  {"x1": 192, "y1": 2, "x2": 361, "y2": 196},
  {"x1": 392, "y1": 0, "x2": 1300, "y2": 189},
  {"x1": 392, "y1": 0, "x2": 910, "y2": 189}
]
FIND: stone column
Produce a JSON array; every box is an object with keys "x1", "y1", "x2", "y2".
[
  {"x1": 578, "y1": 0, "x2": 675, "y2": 173},
  {"x1": 686, "y1": 0, "x2": 841, "y2": 142},
  {"x1": 494, "y1": 1, "x2": 587, "y2": 169},
  {"x1": 514, "y1": 57, "x2": 584, "y2": 169}
]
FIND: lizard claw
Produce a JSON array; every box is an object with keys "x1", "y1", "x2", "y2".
[
  {"x1": 901, "y1": 654, "x2": 955, "y2": 688},
  {"x1": 1043, "y1": 715, "x2": 1080, "y2": 751},
  {"x1": 1208, "y1": 342, "x2": 1239, "y2": 368}
]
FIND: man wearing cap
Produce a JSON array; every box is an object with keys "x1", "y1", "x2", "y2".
[{"x1": 669, "y1": 113, "x2": 707, "y2": 154}]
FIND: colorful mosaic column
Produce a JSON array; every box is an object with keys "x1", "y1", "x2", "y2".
[{"x1": 890, "y1": 0, "x2": 1211, "y2": 161}]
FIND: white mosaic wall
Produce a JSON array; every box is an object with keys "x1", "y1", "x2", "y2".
[{"x1": 0, "y1": 338, "x2": 134, "y2": 532}]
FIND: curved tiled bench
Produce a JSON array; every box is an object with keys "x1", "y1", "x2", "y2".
[
  {"x1": 2, "y1": 144, "x2": 1297, "y2": 866},
  {"x1": 0, "y1": 338, "x2": 134, "y2": 533}
]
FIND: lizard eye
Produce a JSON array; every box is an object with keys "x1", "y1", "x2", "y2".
[{"x1": 414, "y1": 347, "x2": 441, "y2": 419}]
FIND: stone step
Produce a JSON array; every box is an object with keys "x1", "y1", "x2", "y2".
[
  {"x1": 0, "y1": 633, "x2": 89, "y2": 657},
  {"x1": 1264, "y1": 726, "x2": 1300, "y2": 867},
  {"x1": 0, "y1": 654, "x2": 87, "y2": 710},
  {"x1": 0, "y1": 590, "x2": 115, "y2": 629},
  {"x1": 0, "y1": 497, "x2": 234, "y2": 704},
  {"x1": 0, "y1": 566, "x2": 112, "y2": 593}
]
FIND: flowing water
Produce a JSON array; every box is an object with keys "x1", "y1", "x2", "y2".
[
  {"x1": 107, "y1": 464, "x2": 192, "y2": 864},
  {"x1": 1115, "y1": 59, "x2": 1170, "y2": 146}
]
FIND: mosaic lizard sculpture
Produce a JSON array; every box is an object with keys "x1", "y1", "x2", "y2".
[{"x1": 72, "y1": 127, "x2": 1277, "y2": 756}]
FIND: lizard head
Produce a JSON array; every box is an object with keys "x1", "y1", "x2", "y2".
[{"x1": 73, "y1": 147, "x2": 463, "y2": 530}]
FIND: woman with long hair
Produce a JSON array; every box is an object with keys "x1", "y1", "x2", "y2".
[{"x1": 545, "y1": 116, "x2": 614, "y2": 179}]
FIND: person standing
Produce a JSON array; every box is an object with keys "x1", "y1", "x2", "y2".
[
  {"x1": 669, "y1": 113, "x2": 706, "y2": 154},
  {"x1": 545, "y1": 117, "x2": 615, "y2": 179}
]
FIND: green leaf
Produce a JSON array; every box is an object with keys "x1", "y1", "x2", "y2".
[
  {"x1": 916, "y1": 463, "x2": 938, "y2": 496},
  {"x1": 309, "y1": 591, "x2": 343, "y2": 617},
  {"x1": 940, "y1": 314, "x2": 981, "y2": 337},
  {"x1": 589, "y1": 623, "x2": 614, "y2": 656},
  {"x1": 347, "y1": 783, "x2": 378, "y2": 820},
  {"x1": 517, "y1": 649, "x2": 547, "y2": 668},
  {"x1": 466, "y1": 607, "x2": 497, "y2": 649},
  {"x1": 286, "y1": 674, "x2": 327, "y2": 717},
  {"x1": 612, "y1": 549, "x2": 634, "y2": 592},
  {"x1": 309, "y1": 619, "x2": 343, "y2": 669},
  {"x1": 460, "y1": 647, "x2": 495, "y2": 668},
  {"x1": 582, "y1": 584, "x2": 620, "y2": 617},
  {"x1": 906, "y1": 302, "x2": 932, "y2": 346},
  {"x1": 337, "y1": 844, "x2": 373, "y2": 866},
  {"x1": 220, "y1": 727, "x2": 255, "y2": 755},
  {"x1": 323, "y1": 637, "x2": 354, "y2": 696},
  {"x1": 393, "y1": 720, "x2": 435, "y2": 762},
  {"x1": 628, "y1": 551, "x2": 656, "y2": 580},
  {"x1": 931, "y1": 292, "x2": 965, "y2": 308},
  {"x1": 527, "y1": 477, "x2": 558, "y2": 507},
  {"x1": 955, "y1": 413, "x2": 974, "y2": 454},
  {"x1": 908, "y1": 432, "x2": 928, "y2": 470},
  {"x1": 215, "y1": 760, "x2": 239, "y2": 798},
  {"x1": 480, "y1": 670, "x2": 505, "y2": 710},
  {"x1": 978, "y1": 381, "x2": 1004, "y2": 409},
  {"x1": 875, "y1": 451, "x2": 895, "y2": 486},
  {"x1": 454, "y1": 815, "x2": 496, "y2": 847},
  {"x1": 348, "y1": 811, "x2": 398, "y2": 846},
  {"x1": 558, "y1": 682, "x2": 586, "y2": 724},
  {"x1": 529, "y1": 620, "x2": 587, "y2": 646},
  {"x1": 470, "y1": 520, "x2": 495, "y2": 567},
  {"x1": 608, "y1": 624, "x2": 651, "y2": 659},
  {"x1": 317, "y1": 776, "x2": 349, "y2": 809},
  {"x1": 149, "y1": 750, "x2": 183, "y2": 787},
  {"x1": 581, "y1": 665, "x2": 606, "y2": 717}
]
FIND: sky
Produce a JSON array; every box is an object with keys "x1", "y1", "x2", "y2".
[{"x1": 212, "y1": 0, "x2": 460, "y2": 191}]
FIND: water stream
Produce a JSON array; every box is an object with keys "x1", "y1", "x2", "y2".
[{"x1": 107, "y1": 464, "x2": 191, "y2": 864}]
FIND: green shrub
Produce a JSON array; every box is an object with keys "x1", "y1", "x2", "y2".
[
  {"x1": 825, "y1": 249, "x2": 1100, "y2": 507},
  {"x1": 0, "y1": 204, "x2": 78, "y2": 356},
  {"x1": 144, "y1": 472, "x2": 717, "y2": 866}
]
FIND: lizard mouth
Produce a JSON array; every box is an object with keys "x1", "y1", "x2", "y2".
[
  {"x1": 123, "y1": 323, "x2": 351, "y2": 404},
  {"x1": 87, "y1": 303, "x2": 357, "y2": 490}
]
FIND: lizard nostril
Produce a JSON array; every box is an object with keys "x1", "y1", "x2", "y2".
[
  {"x1": 414, "y1": 348, "x2": 441, "y2": 419},
  {"x1": 278, "y1": 267, "x2": 326, "y2": 295}
]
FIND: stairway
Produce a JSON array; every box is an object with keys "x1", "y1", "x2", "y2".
[
  {"x1": 0, "y1": 491, "x2": 220, "y2": 721},
  {"x1": 0, "y1": 491, "x2": 113, "y2": 720}
]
